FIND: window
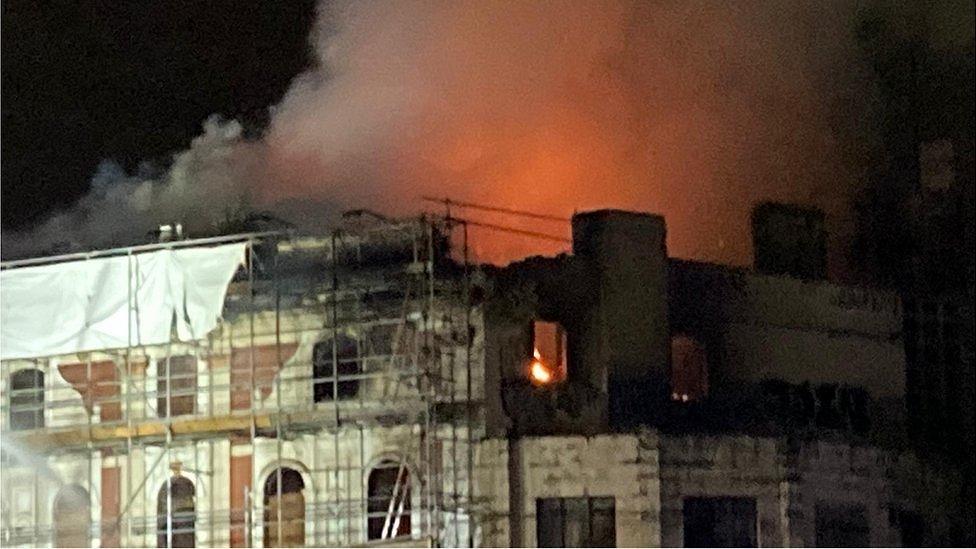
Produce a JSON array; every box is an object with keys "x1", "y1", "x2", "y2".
[
  {"x1": 367, "y1": 461, "x2": 411, "y2": 540},
  {"x1": 671, "y1": 335, "x2": 708, "y2": 402},
  {"x1": 157, "y1": 356, "x2": 196, "y2": 418},
  {"x1": 529, "y1": 321, "x2": 567, "y2": 385},
  {"x1": 894, "y1": 510, "x2": 924, "y2": 547},
  {"x1": 54, "y1": 484, "x2": 91, "y2": 548},
  {"x1": 816, "y1": 503, "x2": 869, "y2": 547},
  {"x1": 815, "y1": 384, "x2": 843, "y2": 429},
  {"x1": 157, "y1": 475, "x2": 195, "y2": 548},
  {"x1": 264, "y1": 468, "x2": 305, "y2": 548},
  {"x1": 682, "y1": 497, "x2": 757, "y2": 548},
  {"x1": 822, "y1": 385, "x2": 870, "y2": 434},
  {"x1": 536, "y1": 497, "x2": 615, "y2": 548},
  {"x1": 9, "y1": 369, "x2": 44, "y2": 430},
  {"x1": 313, "y1": 335, "x2": 360, "y2": 402}
]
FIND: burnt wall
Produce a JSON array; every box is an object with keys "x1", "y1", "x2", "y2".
[
  {"x1": 485, "y1": 210, "x2": 673, "y2": 436},
  {"x1": 572, "y1": 210, "x2": 670, "y2": 385},
  {"x1": 484, "y1": 254, "x2": 607, "y2": 437},
  {"x1": 572, "y1": 211, "x2": 671, "y2": 428},
  {"x1": 668, "y1": 259, "x2": 908, "y2": 442}
]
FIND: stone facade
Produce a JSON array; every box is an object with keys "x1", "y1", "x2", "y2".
[{"x1": 2, "y1": 210, "x2": 966, "y2": 547}]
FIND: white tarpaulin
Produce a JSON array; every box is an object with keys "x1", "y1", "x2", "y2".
[{"x1": 0, "y1": 243, "x2": 246, "y2": 360}]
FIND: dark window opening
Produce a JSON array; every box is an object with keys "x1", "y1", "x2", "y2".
[
  {"x1": 815, "y1": 384, "x2": 843, "y2": 429},
  {"x1": 671, "y1": 335, "x2": 708, "y2": 402},
  {"x1": 313, "y1": 336, "x2": 360, "y2": 402},
  {"x1": 838, "y1": 386, "x2": 871, "y2": 435},
  {"x1": 157, "y1": 356, "x2": 197, "y2": 418},
  {"x1": 54, "y1": 484, "x2": 91, "y2": 548},
  {"x1": 815, "y1": 503, "x2": 869, "y2": 548},
  {"x1": 896, "y1": 510, "x2": 925, "y2": 547},
  {"x1": 9, "y1": 369, "x2": 44, "y2": 430},
  {"x1": 536, "y1": 497, "x2": 616, "y2": 548},
  {"x1": 263, "y1": 468, "x2": 305, "y2": 548},
  {"x1": 157, "y1": 476, "x2": 195, "y2": 548},
  {"x1": 367, "y1": 461, "x2": 411, "y2": 540},
  {"x1": 682, "y1": 496, "x2": 757, "y2": 548}
]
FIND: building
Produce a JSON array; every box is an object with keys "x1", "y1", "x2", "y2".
[{"x1": 0, "y1": 209, "x2": 965, "y2": 547}]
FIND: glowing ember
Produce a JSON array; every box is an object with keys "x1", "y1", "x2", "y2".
[{"x1": 529, "y1": 348, "x2": 555, "y2": 386}]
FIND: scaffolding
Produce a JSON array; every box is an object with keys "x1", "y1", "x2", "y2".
[{"x1": 0, "y1": 214, "x2": 481, "y2": 548}]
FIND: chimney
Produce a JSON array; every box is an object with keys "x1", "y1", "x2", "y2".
[
  {"x1": 751, "y1": 202, "x2": 827, "y2": 280},
  {"x1": 571, "y1": 210, "x2": 670, "y2": 393}
]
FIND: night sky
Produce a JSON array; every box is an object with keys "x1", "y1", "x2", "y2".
[{"x1": 2, "y1": 0, "x2": 317, "y2": 230}]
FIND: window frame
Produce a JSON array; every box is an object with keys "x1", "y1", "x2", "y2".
[
  {"x1": 156, "y1": 355, "x2": 197, "y2": 418},
  {"x1": 9, "y1": 368, "x2": 45, "y2": 430},
  {"x1": 536, "y1": 496, "x2": 616, "y2": 548},
  {"x1": 263, "y1": 467, "x2": 306, "y2": 548},
  {"x1": 156, "y1": 475, "x2": 196, "y2": 548},
  {"x1": 312, "y1": 335, "x2": 361, "y2": 403},
  {"x1": 529, "y1": 320, "x2": 568, "y2": 385},
  {"x1": 366, "y1": 460, "x2": 412, "y2": 541}
]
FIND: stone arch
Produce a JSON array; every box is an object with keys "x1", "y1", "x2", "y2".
[
  {"x1": 256, "y1": 459, "x2": 315, "y2": 547},
  {"x1": 256, "y1": 459, "x2": 315, "y2": 498},
  {"x1": 263, "y1": 467, "x2": 306, "y2": 547},
  {"x1": 157, "y1": 474, "x2": 195, "y2": 548},
  {"x1": 53, "y1": 484, "x2": 91, "y2": 548},
  {"x1": 365, "y1": 456, "x2": 415, "y2": 541}
]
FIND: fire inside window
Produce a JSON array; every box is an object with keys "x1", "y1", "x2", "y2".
[{"x1": 529, "y1": 321, "x2": 567, "y2": 386}]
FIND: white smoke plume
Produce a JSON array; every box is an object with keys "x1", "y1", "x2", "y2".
[{"x1": 2, "y1": 116, "x2": 270, "y2": 257}]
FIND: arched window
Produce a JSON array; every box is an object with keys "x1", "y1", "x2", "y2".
[
  {"x1": 671, "y1": 335, "x2": 708, "y2": 402},
  {"x1": 367, "y1": 461, "x2": 411, "y2": 540},
  {"x1": 157, "y1": 356, "x2": 197, "y2": 418},
  {"x1": 54, "y1": 484, "x2": 91, "y2": 548},
  {"x1": 263, "y1": 468, "x2": 305, "y2": 548},
  {"x1": 10, "y1": 368, "x2": 44, "y2": 430},
  {"x1": 313, "y1": 335, "x2": 360, "y2": 402},
  {"x1": 157, "y1": 475, "x2": 195, "y2": 548}
]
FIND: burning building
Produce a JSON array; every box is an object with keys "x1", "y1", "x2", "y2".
[{"x1": 0, "y1": 208, "x2": 965, "y2": 547}]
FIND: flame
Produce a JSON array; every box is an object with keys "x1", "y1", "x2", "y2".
[{"x1": 529, "y1": 347, "x2": 555, "y2": 386}]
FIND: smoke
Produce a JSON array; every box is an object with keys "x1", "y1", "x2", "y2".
[
  {"x1": 1, "y1": 117, "x2": 268, "y2": 257},
  {"x1": 264, "y1": 0, "x2": 880, "y2": 267},
  {"x1": 6, "y1": 1, "x2": 907, "y2": 269}
]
